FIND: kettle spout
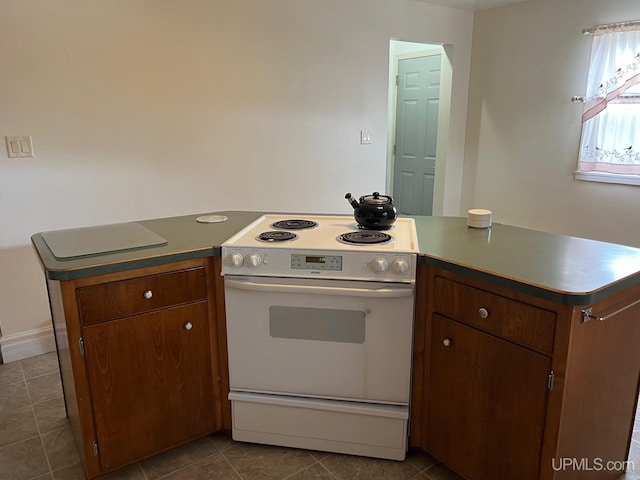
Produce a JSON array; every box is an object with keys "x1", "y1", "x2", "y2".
[{"x1": 345, "y1": 193, "x2": 359, "y2": 209}]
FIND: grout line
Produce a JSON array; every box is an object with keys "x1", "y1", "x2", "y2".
[
  {"x1": 139, "y1": 462, "x2": 151, "y2": 480},
  {"x1": 408, "y1": 469, "x2": 427, "y2": 480},
  {"x1": 315, "y1": 460, "x2": 341, "y2": 480},
  {"x1": 150, "y1": 455, "x2": 214, "y2": 480},
  {"x1": 219, "y1": 447, "x2": 246, "y2": 480},
  {"x1": 280, "y1": 454, "x2": 323, "y2": 480},
  {"x1": 0, "y1": 433, "x2": 43, "y2": 452},
  {"x1": 29, "y1": 397, "x2": 53, "y2": 479},
  {"x1": 37, "y1": 426, "x2": 55, "y2": 480}
]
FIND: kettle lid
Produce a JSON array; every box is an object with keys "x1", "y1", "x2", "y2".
[{"x1": 360, "y1": 192, "x2": 393, "y2": 205}]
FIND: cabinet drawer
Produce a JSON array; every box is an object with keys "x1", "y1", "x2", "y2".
[
  {"x1": 433, "y1": 276, "x2": 555, "y2": 354},
  {"x1": 77, "y1": 267, "x2": 207, "y2": 324}
]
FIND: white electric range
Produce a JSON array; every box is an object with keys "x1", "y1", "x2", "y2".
[{"x1": 220, "y1": 214, "x2": 419, "y2": 461}]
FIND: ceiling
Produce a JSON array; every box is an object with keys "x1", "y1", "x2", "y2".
[{"x1": 412, "y1": 0, "x2": 527, "y2": 11}]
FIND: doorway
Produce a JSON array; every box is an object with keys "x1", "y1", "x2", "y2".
[{"x1": 386, "y1": 40, "x2": 451, "y2": 216}]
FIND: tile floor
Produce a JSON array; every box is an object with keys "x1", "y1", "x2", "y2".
[{"x1": 0, "y1": 352, "x2": 638, "y2": 480}]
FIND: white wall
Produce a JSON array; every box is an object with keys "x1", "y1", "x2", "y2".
[
  {"x1": 0, "y1": 0, "x2": 472, "y2": 350},
  {"x1": 463, "y1": 0, "x2": 640, "y2": 247}
]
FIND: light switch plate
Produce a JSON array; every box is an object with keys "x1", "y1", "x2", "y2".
[
  {"x1": 360, "y1": 130, "x2": 372, "y2": 145},
  {"x1": 5, "y1": 136, "x2": 34, "y2": 158}
]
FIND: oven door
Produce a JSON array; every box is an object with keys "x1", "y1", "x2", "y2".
[{"x1": 224, "y1": 275, "x2": 414, "y2": 404}]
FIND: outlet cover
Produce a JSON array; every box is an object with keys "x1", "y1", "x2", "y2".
[{"x1": 5, "y1": 136, "x2": 34, "y2": 158}]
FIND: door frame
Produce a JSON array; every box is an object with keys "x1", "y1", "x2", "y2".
[{"x1": 386, "y1": 41, "x2": 453, "y2": 217}]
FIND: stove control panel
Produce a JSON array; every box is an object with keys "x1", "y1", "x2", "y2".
[
  {"x1": 291, "y1": 254, "x2": 342, "y2": 271},
  {"x1": 222, "y1": 247, "x2": 416, "y2": 282}
]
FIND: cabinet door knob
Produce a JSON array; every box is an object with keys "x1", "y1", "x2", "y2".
[
  {"x1": 443, "y1": 338, "x2": 452, "y2": 347},
  {"x1": 143, "y1": 290, "x2": 153, "y2": 299},
  {"x1": 184, "y1": 321, "x2": 193, "y2": 331},
  {"x1": 478, "y1": 307, "x2": 489, "y2": 319}
]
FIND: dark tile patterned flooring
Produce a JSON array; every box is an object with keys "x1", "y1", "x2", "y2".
[{"x1": 0, "y1": 352, "x2": 638, "y2": 480}]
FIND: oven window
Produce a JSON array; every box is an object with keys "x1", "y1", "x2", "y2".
[{"x1": 269, "y1": 306, "x2": 365, "y2": 343}]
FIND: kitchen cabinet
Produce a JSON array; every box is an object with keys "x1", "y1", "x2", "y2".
[
  {"x1": 31, "y1": 214, "x2": 640, "y2": 479},
  {"x1": 46, "y1": 257, "x2": 225, "y2": 479},
  {"x1": 428, "y1": 313, "x2": 550, "y2": 479},
  {"x1": 411, "y1": 264, "x2": 640, "y2": 480}
]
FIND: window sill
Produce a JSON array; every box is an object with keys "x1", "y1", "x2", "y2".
[{"x1": 574, "y1": 171, "x2": 640, "y2": 186}]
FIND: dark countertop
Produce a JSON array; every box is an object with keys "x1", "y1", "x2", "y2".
[
  {"x1": 31, "y1": 211, "x2": 264, "y2": 281},
  {"x1": 413, "y1": 217, "x2": 640, "y2": 304},
  {"x1": 31, "y1": 211, "x2": 640, "y2": 305}
]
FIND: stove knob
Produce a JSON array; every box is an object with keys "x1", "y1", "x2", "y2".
[
  {"x1": 228, "y1": 253, "x2": 244, "y2": 268},
  {"x1": 245, "y1": 253, "x2": 262, "y2": 268},
  {"x1": 370, "y1": 258, "x2": 389, "y2": 274},
  {"x1": 390, "y1": 258, "x2": 410, "y2": 275}
]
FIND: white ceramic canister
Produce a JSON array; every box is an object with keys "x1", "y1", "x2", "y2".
[{"x1": 467, "y1": 209, "x2": 492, "y2": 228}]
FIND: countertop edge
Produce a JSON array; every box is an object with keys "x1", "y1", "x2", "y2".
[
  {"x1": 31, "y1": 213, "x2": 640, "y2": 306},
  {"x1": 417, "y1": 255, "x2": 637, "y2": 306},
  {"x1": 36, "y1": 242, "x2": 637, "y2": 306}
]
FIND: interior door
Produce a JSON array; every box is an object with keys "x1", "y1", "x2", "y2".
[{"x1": 393, "y1": 55, "x2": 441, "y2": 216}]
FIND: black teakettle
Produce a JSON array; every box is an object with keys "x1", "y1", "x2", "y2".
[{"x1": 345, "y1": 192, "x2": 397, "y2": 229}]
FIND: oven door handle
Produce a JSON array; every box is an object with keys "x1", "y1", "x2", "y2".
[{"x1": 224, "y1": 278, "x2": 414, "y2": 298}]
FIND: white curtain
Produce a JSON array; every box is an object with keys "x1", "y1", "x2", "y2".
[{"x1": 578, "y1": 29, "x2": 640, "y2": 174}]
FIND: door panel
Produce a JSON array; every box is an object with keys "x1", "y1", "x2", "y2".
[
  {"x1": 394, "y1": 55, "x2": 441, "y2": 216},
  {"x1": 224, "y1": 276, "x2": 414, "y2": 403},
  {"x1": 83, "y1": 302, "x2": 215, "y2": 470},
  {"x1": 427, "y1": 314, "x2": 550, "y2": 480}
]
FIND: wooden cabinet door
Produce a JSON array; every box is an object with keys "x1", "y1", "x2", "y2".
[
  {"x1": 83, "y1": 301, "x2": 215, "y2": 471},
  {"x1": 427, "y1": 314, "x2": 550, "y2": 480}
]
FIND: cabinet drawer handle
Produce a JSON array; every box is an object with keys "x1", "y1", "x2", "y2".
[
  {"x1": 184, "y1": 321, "x2": 193, "y2": 331},
  {"x1": 143, "y1": 290, "x2": 153, "y2": 300},
  {"x1": 443, "y1": 338, "x2": 452, "y2": 347},
  {"x1": 478, "y1": 307, "x2": 489, "y2": 319}
]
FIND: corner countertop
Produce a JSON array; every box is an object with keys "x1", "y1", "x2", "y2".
[
  {"x1": 31, "y1": 211, "x2": 640, "y2": 305},
  {"x1": 31, "y1": 211, "x2": 264, "y2": 281},
  {"x1": 413, "y1": 217, "x2": 640, "y2": 304}
]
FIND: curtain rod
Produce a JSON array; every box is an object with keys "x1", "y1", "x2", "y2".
[{"x1": 583, "y1": 19, "x2": 640, "y2": 36}]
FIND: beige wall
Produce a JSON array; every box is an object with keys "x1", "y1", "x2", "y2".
[
  {"x1": 463, "y1": 0, "x2": 640, "y2": 247},
  {"x1": 0, "y1": 0, "x2": 472, "y2": 344}
]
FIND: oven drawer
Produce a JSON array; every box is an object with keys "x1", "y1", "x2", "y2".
[
  {"x1": 77, "y1": 267, "x2": 207, "y2": 324},
  {"x1": 229, "y1": 391, "x2": 408, "y2": 461},
  {"x1": 433, "y1": 276, "x2": 556, "y2": 354}
]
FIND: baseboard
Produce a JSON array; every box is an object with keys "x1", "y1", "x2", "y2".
[{"x1": 0, "y1": 326, "x2": 56, "y2": 364}]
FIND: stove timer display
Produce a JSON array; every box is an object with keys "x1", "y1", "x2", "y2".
[{"x1": 291, "y1": 254, "x2": 342, "y2": 271}]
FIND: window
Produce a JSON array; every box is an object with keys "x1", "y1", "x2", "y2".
[{"x1": 575, "y1": 24, "x2": 640, "y2": 186}]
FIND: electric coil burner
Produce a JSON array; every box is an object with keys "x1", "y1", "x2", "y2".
[
  {"x1": 271, "y1": 219, "x2": 318, "y2": 230},
  {"x1": 337, "y1": 231, "x2": 393, "y2": 245},
  {"x1": 221, "y1": 214, "x2": 419, "y2": 462},
  {"x1": 257, "y1": 231, "x2": 298, "y2": 243}
]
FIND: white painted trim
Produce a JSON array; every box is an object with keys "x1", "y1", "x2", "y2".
[
  {"x1": 0, "y1": 326, "x2": 56, "y2": 364},
  {"x1": 575, "y1": 171, "x2": 640, "y2": 186}
]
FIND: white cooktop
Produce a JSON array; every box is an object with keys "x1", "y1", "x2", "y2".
[{"x1": 222, "y1": 215, "x2": 419, "y2": 253}]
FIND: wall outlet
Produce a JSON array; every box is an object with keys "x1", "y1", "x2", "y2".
[
  {"x1": 360, "y1": 130, "x2": 372, "y2": 145},
  {"x1": 5, "y1": 136, "x2": 34, "y2": 158}
]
